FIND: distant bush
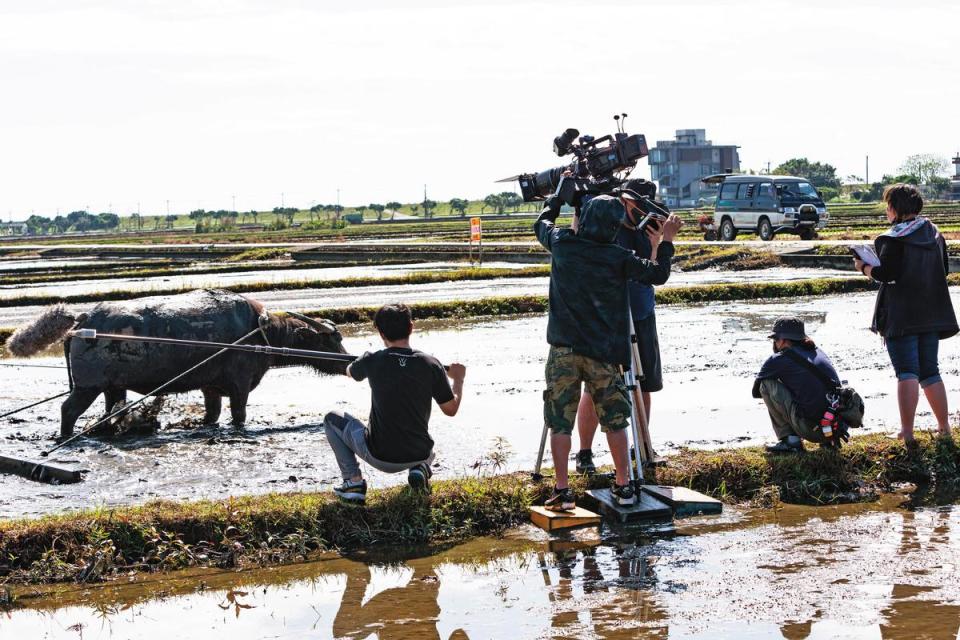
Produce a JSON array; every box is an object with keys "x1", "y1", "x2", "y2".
[{"x1": 817, "y1": 186, "x2": 839, "y2": 202}]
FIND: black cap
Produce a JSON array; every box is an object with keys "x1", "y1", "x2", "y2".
[
  {"x1": 618, "y1": 179, "x2": 657, "y2": 202},
  {"x1": 768, "y1": 316, "x2": 807, "y2": 341}
]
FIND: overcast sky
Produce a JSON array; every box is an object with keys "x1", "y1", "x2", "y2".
[{"x1": 0, "y1": 0, "x2": 957, "y2": 218}]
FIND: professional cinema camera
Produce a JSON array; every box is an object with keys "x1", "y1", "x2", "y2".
[{"x1": 498, "y1": 114, "x2": 650, "y2": 207}]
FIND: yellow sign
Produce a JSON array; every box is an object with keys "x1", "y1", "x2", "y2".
[{"x1": 470, "y1": 217, "x2": 482, "y2": 242}]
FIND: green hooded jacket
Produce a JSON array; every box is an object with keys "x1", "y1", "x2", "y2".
[{"x1": 534, "y1": 195, "x2": 674, "y2": 365}]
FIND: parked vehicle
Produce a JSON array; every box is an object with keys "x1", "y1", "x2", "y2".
[{"x1": 702, "y1": 174, "x2": 829, "y2": 241}]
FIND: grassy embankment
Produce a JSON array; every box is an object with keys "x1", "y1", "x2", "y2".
[{"x1": 0, "y1": 433, "x2": 956, "y2": 586}]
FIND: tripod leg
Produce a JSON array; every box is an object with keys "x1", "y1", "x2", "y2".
[
  {"x1": 533, "y1": 421, "x2": 549, "y2": 480},
  {"x1": 620, "y1": 366, "x2": 643, "y2": 486},
  {"x1": 628, "y1": 314, "x2": 656, "y2": 464}
]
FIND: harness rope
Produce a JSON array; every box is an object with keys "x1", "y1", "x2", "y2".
[{"x1": 41, "y1": 325, "x2": 264, "y2": 457}]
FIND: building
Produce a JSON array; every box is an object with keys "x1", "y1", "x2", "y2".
[
  {"x1": 647, "y1": 129, "x2": 740, "y2": 208},
  {"x1": 950, "y1": 153, "x2": 960, "y2": 201},
  {"x1": 0, "y1": 222, "x2": 27, "y2": 236}
]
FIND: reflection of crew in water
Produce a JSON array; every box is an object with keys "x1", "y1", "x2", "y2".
[
  {"x1": 538, "y1": 542, "x2": 667, "y2": 638},
  {"x1": 332, "y1": 558, "x2": 468, "y2": 640}
]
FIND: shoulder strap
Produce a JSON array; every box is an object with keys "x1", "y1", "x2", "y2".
[{"x1": 782, "y1": 348, "x2": 838, "y2": 391}]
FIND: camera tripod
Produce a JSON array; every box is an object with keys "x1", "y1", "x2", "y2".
[{"x1": 533, "y1": 306, "x2": 657, "y2": 488}]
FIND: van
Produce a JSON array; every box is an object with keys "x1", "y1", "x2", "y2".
[{"x1": 702, "y1": 174, "x2": 829, "y2": 241}]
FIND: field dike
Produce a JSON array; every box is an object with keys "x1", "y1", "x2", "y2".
[{"x1": 0, "y1": 434, "x2": 957, "y2": 587}]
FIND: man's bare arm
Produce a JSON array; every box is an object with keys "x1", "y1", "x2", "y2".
[{"x1": 438, "y1": 363, "x2": 466, "y2": 417}]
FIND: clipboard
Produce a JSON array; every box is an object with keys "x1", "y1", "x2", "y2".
[{"x1": 848, "y1": 244, "x2": 880, "y2": 267}]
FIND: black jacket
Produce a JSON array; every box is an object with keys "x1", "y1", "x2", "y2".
[
  {"x1": 870, "y1": 217, "x2": 958, "y2": 339},
  {"x1": 534, "y1": 195, "x2": 673, "y2": 365}
]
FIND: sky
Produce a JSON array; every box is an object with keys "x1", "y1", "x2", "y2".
[{"x1": 0, "y1": 0, "x2": 958, "y2": 219}]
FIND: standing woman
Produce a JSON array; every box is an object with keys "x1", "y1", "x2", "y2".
[{"x1": 855, "y1": 184, "x2": 957, "y2": 443}]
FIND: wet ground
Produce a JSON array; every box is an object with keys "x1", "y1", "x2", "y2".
[
  {"x1": 4, "y1": 496, "x2": 959, "y2": 639},
  {"x1": 0, "y1": 289, "x2": 957, "y2": 519},
  {"x1": 0, "y1": 266, "x2": 854, "y2": 327},
  {"x1": 0, "y1": 261, "x2": 531, "y2": 300}
]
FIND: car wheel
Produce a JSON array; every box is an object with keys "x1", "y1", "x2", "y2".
[
  {"x1": 758, "y1": 218, "x2": 774, "y2": 241},
  {"x1": 799, "y1": 228, "x2": 816, "y2": 241},
  {"x1": 720, "y1": 218, "x2": 737, "y2": 241}
]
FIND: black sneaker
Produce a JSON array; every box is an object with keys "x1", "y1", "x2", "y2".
[
  {"x1": 407, "y1": 462, "x2": 432, "y2": 493},
  {"x1": 545, "y1": 486, "x2": 576, "y2": 512},
  {"x1": 765, "y1": 438, "x2": 805, "y2": 454},
  {"x1": 575, "y1": 450, "x2": 596, "y2": 475},
  {"x1": 334, "y1": 479, "x2": 367, "y2": 503},
  {"x1": 611, "y1": 483, "x2": 636, "y2": 507}
]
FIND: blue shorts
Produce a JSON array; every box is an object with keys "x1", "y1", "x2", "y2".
[{"x1": 885, "y1": 332, "x2": 942, "y2": 387}]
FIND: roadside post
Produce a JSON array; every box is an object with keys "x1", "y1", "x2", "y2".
[{"x1": 470, "y1": 217, "x2": 482, "y2": 266}]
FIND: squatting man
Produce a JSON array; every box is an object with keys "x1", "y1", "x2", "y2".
[
  {"x1": 535, "y1": 189, "x2": 682, "y2": 510},
  {"x1": 323, "y1": 303, "x2": 466, "y2": 504}
]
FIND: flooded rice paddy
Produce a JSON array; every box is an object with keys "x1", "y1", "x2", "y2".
[
  {"x1": 4, "y1": 497, "x2": 959, "y2": 639},
  {"x1": 0, "y1": 266, "x2": 853, "y2": 327},
  {"x1": 1, "y1": 290, "x2": 957, "y2": 519}
]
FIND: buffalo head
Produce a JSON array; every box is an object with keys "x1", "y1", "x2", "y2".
[{"x1": 274, "y1": 312, "x2": 349, "y2": 375}]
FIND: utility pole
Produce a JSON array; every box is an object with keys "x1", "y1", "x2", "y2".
[
  {"x1": 423, "y1": 183, "x2": 428, "y2": 218},
  {"x1": 232, "y1": 194, "x2": 236, "y2": 211},
  {"x1": 765, "y1": 161, "x2": 771, "y2": 174},
  {"x1": 865, "y1": 155, "x2": 869, "y2": 185}
]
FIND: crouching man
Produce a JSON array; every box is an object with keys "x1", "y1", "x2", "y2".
[
  {"x1": 752, "y1": 317, "x2": 841, "y2": 453},
  {"x1": 324, "y1": 303, "x2": 466, "y2": 504},
  {"x1": 535, "y1": 193, "x2": 682, "y2": 510}
]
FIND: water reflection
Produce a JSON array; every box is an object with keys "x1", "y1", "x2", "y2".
[{"x1": 3, "y1": 501, "x2": 960, "y2": 639}]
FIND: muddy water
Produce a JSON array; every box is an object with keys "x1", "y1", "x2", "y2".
[
  {"x1": 0, "y1": 266, "x2": 853, "y2": 327},
  {"x1": 0, "y1": 290, "x2": 957, "y2": 518},
  {"x1": 4, "y1": 497, "x2": 959, "y2": 639},
  {"x1": 0, "y1": 261, "x2": 531, "y2": 300}
]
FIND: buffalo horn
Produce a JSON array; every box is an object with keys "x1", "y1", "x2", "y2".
[{"x1": 287, "y1": 311, "x2": 337, "y2": 334}]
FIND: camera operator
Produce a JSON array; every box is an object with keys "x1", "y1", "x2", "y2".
[
  {"x1": 574, "y1": 180, "x2": 671, "y2": 475},
  {"x1": 535, "y1": 191, "x2": 682, "y2": 510}
]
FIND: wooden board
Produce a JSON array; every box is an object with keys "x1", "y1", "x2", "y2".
[
  {"x1": 641, "y1": 485, "x2": 722, "y2": 517},
  {"x1": 583, "y1": 488, "x2": 671, "y2": 524},
  {"x1": 0, "y1": 454, "x2": 83, "y2": 484},
  {"x1": 529, "y1": 506, "x2": 601, "y2": 532}
]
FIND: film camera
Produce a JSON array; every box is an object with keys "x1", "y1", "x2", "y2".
[{"x1": 498, "y1": 114, "x2": 650, "y2": 207}]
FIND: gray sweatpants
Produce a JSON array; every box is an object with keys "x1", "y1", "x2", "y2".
[
  {"x1": 323, "y1": 411, "x2": 435, "y2": 480},
  {"x1": 759, "y1": 379, "x2": 826, "y2": 443}
]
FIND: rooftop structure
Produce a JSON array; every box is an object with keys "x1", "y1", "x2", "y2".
[{"x1": 950, "y1": 152, "x2": 960, "y2": 201}]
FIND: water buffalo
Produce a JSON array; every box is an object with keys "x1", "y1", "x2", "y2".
[{"x1": 7, "y1": 289, "x2": 348, "y2": 438}]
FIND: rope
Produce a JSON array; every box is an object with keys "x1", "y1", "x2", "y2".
[
  {"x1": 0, "y1": 362, "x2": 67, "y2": 369},
  {"x1": 0, "y1": 391, "x2": 71, "y2": 420},
  {"x1": 41, "y1": 326, "x2": 263, "y2": 457}
]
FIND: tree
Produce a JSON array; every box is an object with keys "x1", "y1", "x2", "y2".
[
  {"x1": 422, "y1": 199, "x2": 437, "y2": 218},
  {"x1": 354, "y1": 205, "x2": 367, "y2": 218},
  {"x1": 483, "y1": 193, "x2": 505, "y2": 214},
  {"x1": 498, "y1": 191, "x2": 522, "y2": 213},
  {"x1": 772, "y1": 158, "x2": 841, "y2": 189},
  {"x1": 25, "y1": 214, "x2": 50, "y2": 234},
  {"x1": 449, "y1": 198, "x2": 469, "y2": 217},
  {"x1": 97, "y1": 212, "x2": 120, "y2": 229},
  {"x1": 410, "y1": 204, "x2": 420, "y2": 215},
  {"x1": 369, "y1": 203, "x2": 386, "y2": 221},
  {"x1": 899, "y1": 154, "x2": 949, "y2": 185},
  {"x1": 385, "y1": 201, "x2": 402, "y2": 220},
  {"x1": 165, "y1": 214, "x2": 178, "y2": 229},
  {"x1": 249, "y1": 210, "x2": 259, "y2": 224}
]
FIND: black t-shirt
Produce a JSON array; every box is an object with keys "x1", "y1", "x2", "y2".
[
  {"x1": 754, "y1": 346, "x2": 841, "y2": 419},
  {"x1": 349, "y1": 347, "x2": 454, "y2": 463}
]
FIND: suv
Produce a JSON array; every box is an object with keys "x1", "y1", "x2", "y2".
[{"x1": 703, "y1": 174, "x2": 829, "y2": 241}]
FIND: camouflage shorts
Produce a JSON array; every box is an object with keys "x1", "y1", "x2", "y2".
[{"x1": 543, "y1": 346, "x2": 630, "y2": 436}]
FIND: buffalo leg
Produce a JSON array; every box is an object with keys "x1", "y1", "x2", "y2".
[
  {"x1": 229, "y1": 389, "x2": 248, "y2": 426},
  {"x1": 202, "y1": 388, "x2": 222, "y2": 424},
  {"x1": 61, "y1": 387, "x2": 102, "y2": 440},
  {"x1": 104, "y1": 388, "x2": 127, "y2": 414}
]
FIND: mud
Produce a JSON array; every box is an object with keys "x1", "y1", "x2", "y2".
[
  {"x1": 0, "y1": 289, "x2": 957, "y2": 519},
  {"x1": 3, "y1": 497, "x2": 959, "y2": 639}
]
